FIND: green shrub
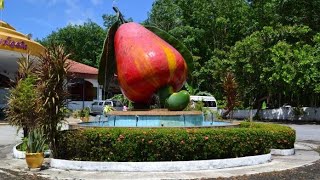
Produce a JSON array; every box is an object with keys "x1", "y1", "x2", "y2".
[
  {"x1": 72, "y1": 110, "x2": 80, "y2": 118},
  {"x1": 239, "y1": 122, "x2": 296, "y2": 149},
  {"x1": 55, "y1": 122, "x2": 295, "y2": 162},
  {"x1": 17, "y1": 137, "x2": 28, "y2": 151}
]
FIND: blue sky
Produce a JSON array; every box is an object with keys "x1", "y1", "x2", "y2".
[{"x1": 1, "y1": 0, "x2": 154, "y2": 39}]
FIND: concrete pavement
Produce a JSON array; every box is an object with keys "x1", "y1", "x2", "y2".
[
  {"x1": 286, "y1": 124, "x2": 320, "y2": 142},
  {"x1": 0, "y1": 123, "x2": 319, "y2": 179},
  {"x1": 34, "y1": 143, "x2": 320, "y2": 179}
]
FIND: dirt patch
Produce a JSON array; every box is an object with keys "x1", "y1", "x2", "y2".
[
  {"x1": 0, "y1": 168, "x2": 49, "y2": 180},
  {"x1": 208, "y1": 160, "x2": 320, "y2": 180}
]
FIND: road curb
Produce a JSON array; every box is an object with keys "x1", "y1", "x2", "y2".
[{"x1": 51, "y1": 153, "x2": 272, "y2": 172}]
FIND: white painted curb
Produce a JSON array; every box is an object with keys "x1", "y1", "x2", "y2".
[
  {"x1": 13, "y1": 144, "x2": 25, "y2": 159},
  {"x1": 271, "y1": 148, "x2": 295, "y2": 156},
  {"x1": 51, "y1": 153, "x2": 271, "y2": 172}
]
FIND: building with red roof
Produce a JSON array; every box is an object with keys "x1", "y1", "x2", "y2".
[
  {"x1": 66, "y1": 60, "x2": 103, "y2": 110},
  {"x1": 67, "y1": 60, "x2": 98, "y2": 79}
]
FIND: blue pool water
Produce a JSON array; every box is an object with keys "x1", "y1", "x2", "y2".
[{"x1": 79, "y1": 114, "x2": 231, "y2": 127}]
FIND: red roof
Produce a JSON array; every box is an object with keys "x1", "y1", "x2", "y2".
[{"x1": 67, "y1": 60, "x2": 98, "y2": 75}]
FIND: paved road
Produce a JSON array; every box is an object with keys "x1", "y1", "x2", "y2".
[
  {"x1": 0, "y1": 125, "x2": 22, "y2": 146},
  {"x1": 0, "y1": 125, "x2": 22, "y2": 159},
  {"x1": 286, "y1": 124, "x2": 320, "y2": 143}
]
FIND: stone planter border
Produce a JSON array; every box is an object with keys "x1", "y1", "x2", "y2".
[
  {"x1": 51, "y1": 153, "x2": 271, "y2": 172},
  {"x1": 270, "y1": 148, "x2": 295, "y2": 156},
  {"x1": 13, "y1": 144, "x2": 25, "y2": 159}
]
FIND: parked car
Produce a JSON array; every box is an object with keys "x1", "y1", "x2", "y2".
[{"x1": 89, "y1": 99, "x2": 123, "y2": 115}]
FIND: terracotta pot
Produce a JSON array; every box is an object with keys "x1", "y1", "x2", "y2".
[{"x1": 25, "y1": 152, "x2": 44, "y2": 169}]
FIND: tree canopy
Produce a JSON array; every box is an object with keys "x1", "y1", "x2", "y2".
[
  {"x1": 147, "y1": 0, "x2": 320, "y2": 107},
  {"x1": 39, "y1": 0, "x2": 320, "y2": 108}
]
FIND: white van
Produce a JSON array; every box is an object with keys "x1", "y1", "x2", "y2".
[{"x1": 190, "y1": 96, "x2": 218, "y2": 111}]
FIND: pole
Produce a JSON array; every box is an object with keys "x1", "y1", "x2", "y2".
[{"x1": 82, "y1": 78, "x2": 85, "y2": 109}]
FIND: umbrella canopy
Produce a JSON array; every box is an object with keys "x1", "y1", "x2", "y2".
[{"x1": 0, "y1": 21, "x2": 45, "y2": 80}]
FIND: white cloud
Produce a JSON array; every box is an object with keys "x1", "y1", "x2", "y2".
[
  {"x1": 65, "y1": 0, "x2": 96, "y2": 25},
  {"x1": 28, "y1": 0, "x2": 101, "y2": 27},
  {"x1": 67, "y1": 19, "x2": 85, "y2": 25}
]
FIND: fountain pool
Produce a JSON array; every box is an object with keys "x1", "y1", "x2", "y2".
[{"x1": 74, "y1": 110, "x2": 238, "y2": 128}]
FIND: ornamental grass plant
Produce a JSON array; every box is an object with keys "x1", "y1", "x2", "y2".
[
  {"x1": 6, "y1": 56, "x2": 40, "y2": 137},
  {"x1": 36, "y1": 44, "x2": 70, "y2": 157}
]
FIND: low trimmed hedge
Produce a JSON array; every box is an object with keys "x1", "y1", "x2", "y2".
[{"x1": 55, "y1": 122, "x2": 295, "y2": 162}]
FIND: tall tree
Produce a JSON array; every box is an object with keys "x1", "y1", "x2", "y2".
[
  {"x1": 102, "y1": 14, "x2": 133, "y2": 29},
  {"x1": 227, "y1": 25, "x2": 316, "y2": 108},
  {"x1": 146, "y1": 0, "x2": 184, "y2": 31},
  {"x1": 39, "y1": 20, "x2": 105, "y2": 67}
]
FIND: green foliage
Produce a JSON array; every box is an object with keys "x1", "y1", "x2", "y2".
[
  {"x1": 194, "y1": 101, "x2": 205, "y2": 111},
  {"x1": 103, "y1": 105, "x2": 115, "y2": 116},
  {"x1": 212, "y1": 111, "x2": 223, "y2": 120},
  {"x1": 17, "y1": 137, "x2": 28, "y2": 151},
  {"x1": 185, "y1": 100, "x2": 205, "y2": 111},
  {"x1": 6, "y1": 56, "x2": 40, "y2": 137},
  {"x1": 39, "y1": 20, "x2": 105, "y2": 68},
  {"x1": 147, "y1": 0, "x2": 320, "y2": 107},
  {"x1": 146, "y1": 0, "x2": 184, "y2": 31},
  {"x1": 98, "y1": 21, "x2": 118, "y2": 88},
  {"x1": 26, "y1": 128, "x2": 47, "y2": 153},
  {"x1": 84, "y1": 107, "x2": 90, "y2": 118},
  {"x1": 239, "y1": 122, "x2": 296, "y2": 149},
  {"x1": 18, "y1": 136, "x2": 49, "y2": 152},
  {"x1": 111, "y1": 94, "x2": 130, "y2": 107},
  {"x1": 61, "y1": 107, "x2": 72, "y2": 118},
  {"x1": 77, "y1": 108, "x2": 90, "y2": 118},
  {"x1": 292, "y1": 106, "x2": 305, "y2": 117},
  {"x1": 102, "y1": 14, "x2": 133, "y2": 30},
  {"x1": 202, "y1": 107, "x2": 219, "y2": 120},
  {"x1": 55, "y1": 122, "x2": 295, "y2": 161},
  {"x1": 72, "y1": 110, "x2": 80, "y2": 118},
  {"x1": 227, "y1": 25, "x2": 319, "y2": 108},
  {"x1": 6, "y1": 76, "x2": 39, "y2": 131},
  {"x1": 184, "y1": 82, "x2": 211, "y2": 96}
]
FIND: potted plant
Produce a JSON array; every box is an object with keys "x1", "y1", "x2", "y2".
[{"x1": 25, "y1": 128, "x2": 47, "y2": 169}]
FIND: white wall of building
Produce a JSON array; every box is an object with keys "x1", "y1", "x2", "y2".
[{"x1": 219, "y1": 107, "x2": 320, "y2": 121}]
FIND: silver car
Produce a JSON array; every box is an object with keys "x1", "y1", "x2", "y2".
[{"x1": 90, "y1": 100, "x2": 123, "y2": 115}]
